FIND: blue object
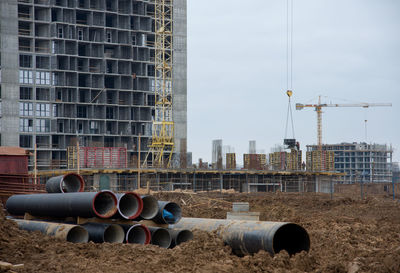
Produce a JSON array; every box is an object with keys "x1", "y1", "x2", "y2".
[{"x1": 163, "y1": 209, "x2": 174, "y2": 221}]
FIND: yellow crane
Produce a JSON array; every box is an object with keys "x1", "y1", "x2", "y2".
[
  {"x1": 143, "y1": 0, "x2": 174, "y2": 168},
  {"x1": 296, "y1": 96, "x2": 392, "y2": 152}
]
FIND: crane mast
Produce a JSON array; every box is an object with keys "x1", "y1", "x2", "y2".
[
  {"x1": 144, "y1": 0, "x2": 174, "y2": 168},
  {"x1": 316, "y1": 96, "x2": 322, "y2": 152}
]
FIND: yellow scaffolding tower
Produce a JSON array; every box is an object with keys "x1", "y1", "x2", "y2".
[{"x1": 144, "y1": 0, "x2": 174, "y2": 168}]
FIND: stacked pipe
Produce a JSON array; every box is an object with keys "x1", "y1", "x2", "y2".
[
  {"x1": 5, "y1": 173, "x2": 190, "y2": 248},
  {"x1": 5, "y1": 173, "x2": 310, "y2": 255}
]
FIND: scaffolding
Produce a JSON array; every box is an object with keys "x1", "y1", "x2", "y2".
[
  {"x1": 306, "y1": 150, "x2": 335, "y2": 172},
  {"x1": 145, "y1": 0, "x2": 174, "y2": 168},
  {"x1": 243, "y1": 154, "x2": 267, "y2": 170},
  {"x1": 226, "y1": 153, "x2": 236, "y2": 170},
  {"x1": 269, "y1": 150, "x2": 302, "y2": 171}
]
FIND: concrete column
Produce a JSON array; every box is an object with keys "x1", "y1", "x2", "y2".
[
  {"x1": 193, "y1": 172, "x2": 196, "y2": 192},
  {"x1": 172, "y1": 0, "x2": 187, "y2": 166},
  {"x1": 0, "y1": 0, "x2": 19, "y2": 146}
]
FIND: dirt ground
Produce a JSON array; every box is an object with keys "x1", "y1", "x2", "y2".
[{"x1": 1, "y1": 192, "x2": 400, "y2": 272}]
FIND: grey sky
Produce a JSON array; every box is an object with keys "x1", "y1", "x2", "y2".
[{"x1": 186, "y1": 0, "x2": 400, "y2": 165}]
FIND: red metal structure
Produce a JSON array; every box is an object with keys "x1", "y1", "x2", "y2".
[
  {"x1": 0, "y1": 146, "x2": 29, "y2": 174},
  {"x1": 0, "y1": 147, "x2": 45, "y2": 204},
  {"x1": 81, "y1": 147, "x2": 127, "y2": 169}
]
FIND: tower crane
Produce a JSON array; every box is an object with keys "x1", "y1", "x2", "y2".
[
  {"x1": 143, "y1": 0, "x2": 174, "y2": 168},
  {"x1": 296, "y1": 96, "x2": 392, "y2": 152}
]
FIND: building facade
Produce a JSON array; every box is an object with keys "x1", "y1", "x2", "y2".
[
  {"x1": 0, "y1": 0, "x2": 187, "y2": 169},
  {"x1": 306, "y1": 142, "x2": 393, "y2": 183}
]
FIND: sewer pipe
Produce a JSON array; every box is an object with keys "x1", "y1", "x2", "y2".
[
  {"x1": 115, "y1": 192, "x2": 143, "y2": 220},
  {"x1": 139, "y1": 195, "x2": 159, "y2": 220},
  {"x1": 171, "y1": 218, "x2": 310, "y2": 256},
  {"x1": 152, "y1": 201, "x2": 182, "y2": 224},
  {"x1": 82, "y1": 223, "x2": 125, "y2": 243},
  {"x1": 45, "y1": 173, "x2": 85, "y2": 193},
  {"x1": 12, "y1": 219, "x2": 89, "y2": 243},
  {"x1": 120, "y1": 224, "x2": 151, "y2": 245},
  {"x1": 6, "y1": 191, "x2": 118, "y2": 219},
  {"x1": 168, "y1": 229, "x2": 193, "y2": 248},
  {"x1": 148, "y1": 227, "x2": 172, "y2": 248}
]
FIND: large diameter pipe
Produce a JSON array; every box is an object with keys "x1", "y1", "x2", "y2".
[
  {"x1": 168, "y1": 229, "x2": 193, "y2": 248},
  {"x1": 46, "y1": 173, "x2": 85, "y2": 193},
  {"x1": 6, "y1": 191, "x2": 118, "y2": 219},
  {"x1": 171, "y1": 218, "x2": 310, "y2": 256},
  {"x1": 152, "y1": 201, "x2": 182, "y2": 224},
  {"x1": 148, "y1": 227, "x2": 172, "y2": 248},
  {"x1": 115, "y1": 192, "x2": 143, "y2": 220},
  {"x1": 12, "y1": 219, "x2": 89, "y2": 243},
  {"x1": 139, "y1": 195, "x2": 159, "y2": 220},
  {"x1": 83, "y1": 223, "x2": 125, "y2": 243},
  {"x1": 120, "y1": 224, "x2": 151, "y2": 245}
]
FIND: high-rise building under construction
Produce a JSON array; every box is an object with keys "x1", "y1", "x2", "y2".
[
  {"x1": 0, "y1": 0, "x2": 187, "y2": 168},
  {"x1": 306, "y1": 142, "x2": 393, "y2": 183}
]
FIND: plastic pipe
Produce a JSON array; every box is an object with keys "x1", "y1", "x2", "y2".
[
  {"x1": 152, "y1": 201, "x2": 182, "y2": 224},
  {"x1": 148, "y1": 227, "x2": 172, "y2": 248},
  {"x1": 171, "y1": 218, "x2": 310, "y2": 256},
  {"x1": 120, "y1": 224, "x2": 151, "y2": 245},
  {"x1": 115, "y1": 192, "x2": 143, "y2": 220},
  {"x1": 6, "y1": 191, "x2": 118, "y2": 219},
  {"x1": 83, "y1": 223, "x2": 125, "y2": 243},
  {"x1": 168, "y1": 229, "x2": 193, "y2": 248},
  {"x1": 12, "y1": 219, "x2": 89, "y2": 243},
  {"x1": 45, "y1": 173, "x2": 85, "y2": 193}
]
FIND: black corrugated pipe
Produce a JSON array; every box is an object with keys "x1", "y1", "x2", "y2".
[
  {"x1": 115, "y1": 192, "x2": 143, "y2": 220},
  {"x1": 83, "y1": 223, "x2": 125, "y2": 243},
  {"x1": 12, "y1": 219, "x2": 89, "y2": 243},
  {"x1": 148, "y1": 227, "x2": 172, "y2": 248},
  {"x1": 168, "y1": 229, "x2": 193, "y2": 248},
  {"x1": 139, "y1": 195, "x2": 159, "y2": 220},
  {"x1": 152, "y1": 201, "x2": 182, "y2": 224},
  {"x1": 120, "y1": 224, "x2": 151, "y2": 245},
  {"x1": 6, "y1": 191, "x2": 118, "y2": 219},
  {"x1": 46, "y1": 173, "x2": 85, "y2": 193},
  {"x1": 171, "y1": 218, "x2": 310, "y2": 256}
]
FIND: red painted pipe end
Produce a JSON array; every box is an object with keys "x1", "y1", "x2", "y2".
[{"x1": 92, "y1": 191, "x2": 118, "y2": 218}]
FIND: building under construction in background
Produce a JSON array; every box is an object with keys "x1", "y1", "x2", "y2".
[
  {"x1": 0, "y1": 0, "x2": 187, "y2": 169},
  {"x1": 306, "y1": 149, "x2": 334, "y2": 172},
  {"x1": 269, "y1": 139, "x2": 303, "y2": 171},
  {"x1": 0, "y1": 0, "x2": 349, "y2": 197},
  {"x1": 307, "y1": 142, "x2": 393, "y2": 183}
]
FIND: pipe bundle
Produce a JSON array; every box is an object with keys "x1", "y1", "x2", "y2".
[
  {"x1": 5, "y1": 173, "x2": 311, "y2": 255},
  {"x1": 5, "y1": 173, "x2": 189, "y2": 248}
]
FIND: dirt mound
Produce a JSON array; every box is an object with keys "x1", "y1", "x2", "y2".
[{"x1": 1, "y1": 192, "x2": 400, "y2": 272}]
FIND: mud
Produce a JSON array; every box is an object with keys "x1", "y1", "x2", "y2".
[{"x1": 1, "y1": 192, "x2": 400, "y2": 272}]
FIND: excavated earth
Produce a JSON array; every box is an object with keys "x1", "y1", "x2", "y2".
[{"x1": 1, "y1": 192, "x2": 400, "y2": 272}]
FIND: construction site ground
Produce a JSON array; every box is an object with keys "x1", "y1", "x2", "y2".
[{"x1": 1, "y1": 192, "x2": 399, "y2": 273}]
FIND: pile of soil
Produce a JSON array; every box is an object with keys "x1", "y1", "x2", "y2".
[{"x1": 1, "y1": 192, "x2": 400, "y2": 272}]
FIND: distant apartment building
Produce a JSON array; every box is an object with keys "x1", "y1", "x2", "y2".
[
  {"x1": 306, "y1": 142, "x2": 393, "y2": 183},
  {"x1": 0, "y1": 0, "x2": 187, "y2": 169}
]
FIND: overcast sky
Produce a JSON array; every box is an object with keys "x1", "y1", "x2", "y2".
[{"x1": 186, "y1": 0, "x2": 400, "y2": 165}]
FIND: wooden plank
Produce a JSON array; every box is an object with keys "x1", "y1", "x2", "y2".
[{"x1": 138, "y1": 220, "x2": 168, "y2": 228}]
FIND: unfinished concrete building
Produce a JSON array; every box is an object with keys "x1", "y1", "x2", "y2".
[
  {"x1": 306, "y1": 142, "x2": 393, "y2": 183},
  {"x1": 0, "y1": 0, "x2": 187, "y2": 169}
]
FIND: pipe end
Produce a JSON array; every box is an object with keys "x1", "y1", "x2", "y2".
[
  {"x1": 272, "y1": 223, "x2": 310, "y2": 256},
  {"x1": 92, "y1": 191, "x2": 118, "y2": 219}
]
